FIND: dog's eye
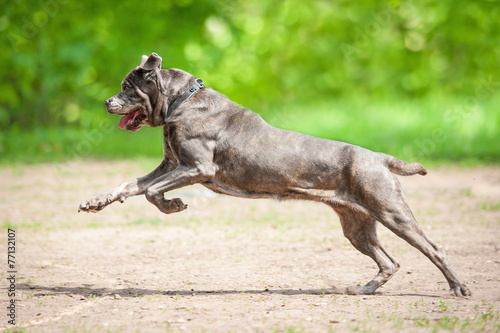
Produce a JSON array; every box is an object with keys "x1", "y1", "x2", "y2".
[{"x1": 123, "y1": 85, "x2": 130, "y2": 91}]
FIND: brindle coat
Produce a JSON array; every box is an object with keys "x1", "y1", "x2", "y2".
[{"x1": 79, "y1": 53, "x2": 470, "y2": 297}]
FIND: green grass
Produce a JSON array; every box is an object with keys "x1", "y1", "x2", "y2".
[
  {"x1": 1, "y1": 95, "x2": 499, "y2": 166},
  {"x1": 351, "y1": 304, "x2": 500, "y2": 333},
  {"x1": 0, "y1": 124, "x2": 163, "y2": 166},
  {"x1": 270, "y1": 94, "x2": 500, "y2": 166},
  {"x1": 480, "y1": 202, "x2": 500, "y2": 211}
]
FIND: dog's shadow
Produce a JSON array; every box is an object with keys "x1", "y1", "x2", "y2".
[{"x1": 18, "y1": 283, "x2": 438, "y2": 298}]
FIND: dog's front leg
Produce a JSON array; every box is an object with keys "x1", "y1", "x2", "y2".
[
  {"x1": 144, "y1": 164, "x2": 210, "y2": 214},
  {"x1": 78, "y1": 160, "x2": 170, "y2": 213}
]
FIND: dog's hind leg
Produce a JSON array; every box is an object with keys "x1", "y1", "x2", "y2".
[
  {"x1": 376, "y1": 202, "x2": 471, "y2": 296},
  {"x1": 331, "y1": 205, "x2": 400, "y2": 295}
]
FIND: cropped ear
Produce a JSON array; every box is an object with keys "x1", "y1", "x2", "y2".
[
  {"x1": 140, "y1": 55, "x2": 148, "y2": 67},
  {"x1": 140, "y1": 52, "x2": 162, "y2": 71}
]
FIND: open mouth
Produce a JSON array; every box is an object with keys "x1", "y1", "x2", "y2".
[{"x1": 118, "y1": 107, "x2": 146, "y2": 131}]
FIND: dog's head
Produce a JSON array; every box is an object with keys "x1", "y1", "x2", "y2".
[{"x1": 105, "y1": 52, "x2": 195, "y2": 131}]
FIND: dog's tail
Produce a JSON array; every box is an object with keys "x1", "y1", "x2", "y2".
[{"x1": 382, "y1": 154, "x2": 427, "y2": 176}]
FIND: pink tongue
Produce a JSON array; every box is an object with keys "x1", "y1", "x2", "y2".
[{"x1": 118, "y1": 111, "x2": 137, "y2": 130}]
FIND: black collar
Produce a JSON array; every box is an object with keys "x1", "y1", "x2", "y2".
[{"x1": 165, "y1": 78, "x2": 204, "y2": 120}]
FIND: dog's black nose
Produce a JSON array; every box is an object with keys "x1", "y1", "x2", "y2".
[{"x1": 105, "y1": 98, "x2": 111, "y2": 107}]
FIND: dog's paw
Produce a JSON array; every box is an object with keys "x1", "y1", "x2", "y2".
[
  {"x1": 171, "y1": 198, "x2": 188, "y2": 211},
  {"x1": 345, "y1": 283, "x2": 377, "y2": 295},
  {"x1": 78, "y1": 194, "x2": 114, "y2": 213},
  {"x1": 450, "y1": 284, "x2": 471, "y2": 297},
  {"x1": 158, "y1": 198, "x2": 188, "y2": 214}
]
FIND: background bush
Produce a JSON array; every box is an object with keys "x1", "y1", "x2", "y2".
[{"x1": 1, "y1": 0, "x2": 499, "y2": 164}]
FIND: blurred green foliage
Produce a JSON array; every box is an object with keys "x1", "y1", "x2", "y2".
[{"x1": 1, "y1": 0, "x2": 499, "y2": 164}]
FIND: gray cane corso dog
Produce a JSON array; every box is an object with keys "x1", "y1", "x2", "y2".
[{"x1": 79, "y1": 53, "x2": 470, "y2": 297}]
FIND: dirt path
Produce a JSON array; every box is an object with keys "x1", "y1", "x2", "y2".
[{"x1": 1, "y1": 161, "x2": 499, "y2": 332}]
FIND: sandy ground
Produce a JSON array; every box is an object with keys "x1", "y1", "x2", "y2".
[{"x1": 0, "y1": 160, "x2": 499, "y2": 332}]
